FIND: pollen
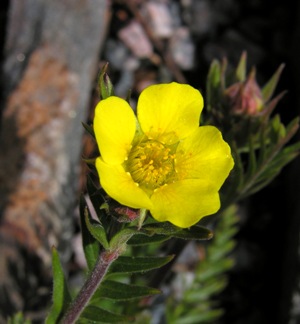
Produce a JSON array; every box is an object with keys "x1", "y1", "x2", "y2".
[{"x1": 126, "y1": 140, "x2": 176, "y2": 190}]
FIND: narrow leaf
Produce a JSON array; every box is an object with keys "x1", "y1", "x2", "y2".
[
  {"x1": 109, "y1": 255, "x2": 174, "y2": 275},
  {"x1": 80, "y1": 305, "x2": 133, "y2": 323},
  {"x1": 109, "y1": 228, "x2": 138, "y2": 250},
  {"x1": 85, "y1": 206, "x2": 109, "y2": 250},
  {"x1": 128, "y1": 234, "x2": 170, "y2": 246},
  {"x1": 235, "y1": 51, "x2": 247, "y2": 82},
  {"x1": 141, "y1": 222, "x2": 181, "y2": 236},
  {"x1": 206, "y1": 59, "x2": 222, "y2": 112},
  {"x1": 45, "y1": 247, "x2": 71, "y2": 324},
  {"x1": 82, "y1": 122, "x2": 95, "y2": 138},
  {"x1": 185, "y1": 279, "x2": 227, "y2": 302},
  {"x1": 173, "y1": 226, "x2": 213, "y2": 241},
  {"x1": 79, "y1": 195, "x2": 100, "y2": 270},
  {"x1": 175, "y1": 309, "x2": 224, "y2": 324},
  {"x1": 92, "y1": 280, "x2": 161, "y2": 301},
  {"x1": 261, "y1": 64, "x2": 285, "y2": 102},
  {"x1": 97, "y1": 63, "x2": 114, "y2": 99}
]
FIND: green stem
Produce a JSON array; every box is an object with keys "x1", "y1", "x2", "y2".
[{"x1": 62, "y1": 249, "x2": 120, "y2": 324}]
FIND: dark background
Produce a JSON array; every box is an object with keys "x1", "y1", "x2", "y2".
[{"x1": 0, "y1": 1, "x2": 299, "y2": 323}]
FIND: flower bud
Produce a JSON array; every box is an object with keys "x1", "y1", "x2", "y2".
[{"x1": 225, "y1": 69, "x2": 263, "y2": 116}]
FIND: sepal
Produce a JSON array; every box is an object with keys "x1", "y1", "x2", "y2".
[{"x1": 98, "y1": 63, "x2": 114, "y2": 99}]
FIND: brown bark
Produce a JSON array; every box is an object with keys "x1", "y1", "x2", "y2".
[{"x1": 0, "y1": 0, "x2": 109, "y2": 320}]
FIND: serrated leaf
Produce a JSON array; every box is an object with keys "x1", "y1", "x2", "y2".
[
  {"x1": 80, "y1": 305, "x2": 133, "y2": 323},
  {"x1": 173, "y1": 226, "x2": 213, "y2": 240},
  {"x1": 85, "y1": 206, "x2": 109, "y2": 250},
  {"x1": 91, "y1": 280, "x2": 160, "y2": 302},
  {"x1": 45, "y1": 247, "x2": 71, "y2": 324},
  {"x1": 79, "y1": 195, "x2": 100, "y2": 270},
  {"x1": 108, "y1": 255, "x2": 174, "y2": 275}
]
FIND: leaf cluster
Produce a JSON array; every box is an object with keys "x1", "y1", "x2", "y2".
[
  {"x1": 206, "y1": 53, "x2": 300, "y2": 206},
  {"x1": 46, "y1": 169, "x2": 213, "y2": 323},
  {"x1": 166, "y1": 205, "x2": 239, "y2": 324}
]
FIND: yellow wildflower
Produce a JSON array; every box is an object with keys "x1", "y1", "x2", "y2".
[{"x1": 94, "y1": 82, "x2": 234, "y2": 228}]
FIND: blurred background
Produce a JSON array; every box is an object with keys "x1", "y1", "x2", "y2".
[{"x1": 0, "y1": 0, "x2": 299, "y2": 323}]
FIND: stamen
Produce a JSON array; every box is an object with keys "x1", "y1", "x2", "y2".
[{"x1": 126, "y1": 139, "x2": 177, "y2": 190}]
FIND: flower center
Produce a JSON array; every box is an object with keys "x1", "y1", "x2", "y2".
[{"x1": 126, "y1": 140, "x2": 176, "y2": 190}]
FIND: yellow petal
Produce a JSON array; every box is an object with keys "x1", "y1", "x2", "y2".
[
  {"x1": 150, "y1": 179, "x2": 220, "y2": 228},
  {"x1": 137, "y1": 83, "x2": 203, "y2": 144},
  {"x1": 96, "y1": 158, "x2": 153, "y2": 210},
  {"x1": 94, "y1": 97, "x2": 136, "y2": 165},
  {"x1": 175, "y1": 126, "x2": 234, "y2": 189}
]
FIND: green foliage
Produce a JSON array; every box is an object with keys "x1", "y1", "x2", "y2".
[
  {"x1": 48, "y1": 159, "x2": 213, "y2": 322},
  {"x1": 206, "y1": 53, "x2": 300, "y2": 206},
  {"x1": 91, "y1": 280, "x2": 160, "y2": 302},
  {"x1": 47, "y1": 55, "x2": 299, "y2": 322},
  {"x1": 227, "y1": 115, "x2": 300, "y2": 202},
  {"x1": 79, "y1": 195, "x2": 101, "y2": 270},
  {"x1": 45, "y1": 247, "x2": 72, "y2": 324},
  {"x1": 98, "y1": 62, "x2": 114, "y2": 99},
  {"x1": 166, "y1": 205, "x2": 239, "y2": 324},
  {"x1": 7, "y1": 313, "x2": 31, "y2": 324},
  {"x1": 79, "y1": 305, "x2": 134, "y2": 323}
]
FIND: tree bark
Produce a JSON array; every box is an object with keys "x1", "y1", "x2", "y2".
[{"x1": 0, "y1": 0, "x2": 108, "y2": 320}]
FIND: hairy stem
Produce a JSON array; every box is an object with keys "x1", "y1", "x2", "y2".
[{"x1": 62, "y1": 249, "x2": 120, "y2": 323}]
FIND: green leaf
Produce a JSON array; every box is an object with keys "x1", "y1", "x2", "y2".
[
  {"x1": 82, "y1": 122, "x2": 95, "y2": 138},
  {"x1": 235, "y1": 51, "x2": 247, "y2": 82},
  {"x1": 206, "y1": 59, "x2": 222, "y2": 112},
  {"x1": 261, "y1": 63, "x2": 285, "y2": 102},
  {"x1": 109, "y1": 228, "x2": 138, "y2": 250},
  {"x1": 80, "y1": 305, "x2": 133, "y2": 323},
  {"x1": 174, "y1": 309, "x2": 224, "y2": 324},
  {"x1": 79, "y1": 195, "x2": 101, "y2": 270},
  {"x1": 45, "y1": 247, "x2": 71, "y2": 324},
  {"x1": 128, "y1": 234, "x2": 170, "y2": 246},
  {"x1": 173, "y1": 226, "x2": 213, "y2": 240},
  {"x1": 91, "y1": 280, "x2": 160, "y2": 301},
  {"x1": 86, "y1": 176, "x2": 110, "y2": 228},
  {"x1": 7, "y1": 312, "x2": 31, "y2": 324},
  {"x1": 98, "y1": 63, "x2": 114, "y2": 99},
  {"x1": 185, "y1": 279, "x2": 227, "y2": 302},
  {"x1": 141, "y1": 222, "x2": 181, "y2": 236},
  {"x1": 85, "y1": 205, "x2": 109, "y2": 250},
  {"x1": 109, "y1": 255, "x2": 174, "y2": 275},
  {"x1": 197, "y1": 259, "x2": 234, "y2": 282}
]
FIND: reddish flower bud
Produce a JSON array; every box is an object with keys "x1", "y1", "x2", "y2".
[{"x1": 225, "y1": 70, "x2": 263, "y2": 116}]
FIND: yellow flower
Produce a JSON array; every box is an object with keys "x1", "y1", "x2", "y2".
[{"x1": 94, "y1": 82, "x2": 234, "y2": 228}]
